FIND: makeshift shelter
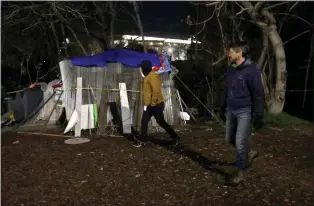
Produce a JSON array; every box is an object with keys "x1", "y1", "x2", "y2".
[
  {"x1": 7, "y1": 86, "x2": 44, "y2": 122},
  {"x1": 60, "y1": 48, "x2": 184, "y2": 136},
  {"x1": 3, "y1": 80, "x2": 64, "y2": 128}
]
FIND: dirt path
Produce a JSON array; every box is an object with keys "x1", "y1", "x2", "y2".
[{"x1": 1, "y1": 124, "x2": 312, "y2": 205}]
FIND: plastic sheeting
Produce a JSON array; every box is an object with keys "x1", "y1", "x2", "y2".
[
  {"x1": 36, "y1": 79, "x2": 63, "y2": 123},
  {"x1": 8, "y1": 87, "x2": 44, "y2": 122},
  {"x1": 70, "y1": 48, "x2": 172, "y2": 74}
]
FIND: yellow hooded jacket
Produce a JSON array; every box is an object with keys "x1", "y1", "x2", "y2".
[{"x1": 142, "y1": 71, "x2": 164, "y2": 106}]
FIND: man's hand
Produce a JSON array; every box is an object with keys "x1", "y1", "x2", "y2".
[{"x1": 253, "y1": 115, "x2": 263, "y2": 131}]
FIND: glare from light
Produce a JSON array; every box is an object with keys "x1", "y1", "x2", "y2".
[
  {"x1": 121, "y1": 35, "x2": 201, "y2": 45},
  {"x1": 168, "y1": 47, "x2": 173, "y2": 53}
]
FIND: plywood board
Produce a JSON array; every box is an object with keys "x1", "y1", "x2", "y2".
[
  {"x1": 119, "y1": 82, "x2": 132, "y2": 134},
  {"x1": 81, "y1": 104, "x2": 95, "y2": 129},
  {"x1": 75, "y1": 77, "x2": 82, "y2": 137}
]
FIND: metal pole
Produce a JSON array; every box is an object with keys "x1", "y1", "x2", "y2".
[{"x1": 174, "y1": 74, "x2": 225, "y2": 127}]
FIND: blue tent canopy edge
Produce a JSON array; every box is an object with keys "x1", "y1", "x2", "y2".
[{"x1": 71, "y1": 48, "x2": 170, "y2": 69}]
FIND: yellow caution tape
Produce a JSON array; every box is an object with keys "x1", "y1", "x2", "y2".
[{"x1": 61, "y1": 88, "x2": 178, "y2": 98}]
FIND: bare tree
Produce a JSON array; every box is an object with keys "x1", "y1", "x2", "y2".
[
  {"x1": 236, "y1": 1, "x2": 313, "y2": 113},
  {"x1": 109, "y1": 1, "x2": 116, "y2": 48},
  {"x1": 302, "y1": 5, "x2": 314, "y2": 108},
  {"x1": 184, "y1": 1, "x2": 311, "y2": 114},
  {"x1": 183, "y1": 2, "x2": 229, "y2": 66},
  {"x1": 2, "y1": 1, "x2": 96, "y2": 87},
  {"x1": 132, "y1": 2, "x2": 147, "y2": 52},
  {"x1": 236, "y1": 2, "x2": 287, "y2": 113},
  {"x1": 2, "y1": 2, "x2": 91, "y2": 62}
]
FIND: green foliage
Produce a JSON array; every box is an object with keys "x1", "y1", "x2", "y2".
[{"x1": 263, "y1": 112, "x2": 311, "y2": 128}]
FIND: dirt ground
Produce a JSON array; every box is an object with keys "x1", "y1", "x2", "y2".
[{"x1": 1, "y1": 123, "x2": 313, "y2": 206}]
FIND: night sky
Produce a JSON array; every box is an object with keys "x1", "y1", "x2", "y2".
[
  {"x1": 118, "y1": 1, "x2": 193, "y2": 36},
  {"x1": 126, "y1": 1, "x2": 313, "y2": 120}
]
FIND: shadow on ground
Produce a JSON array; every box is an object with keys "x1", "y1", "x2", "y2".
[{"x1": 150, "y1": 138, "x2": 235, "y2": 177}]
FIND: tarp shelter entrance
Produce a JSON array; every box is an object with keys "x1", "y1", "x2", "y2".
[{"x1": 60, "y1": 48, "x2": 183, "y2": 136}]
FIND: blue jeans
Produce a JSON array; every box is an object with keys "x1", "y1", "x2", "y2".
[{"x1": 226, "y1": 106, "x2": 252, "y2": 171}]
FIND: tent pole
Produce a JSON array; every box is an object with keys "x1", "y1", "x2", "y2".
[{"x1": 42, "y1": 90, "x2": 64, "y2": 132}]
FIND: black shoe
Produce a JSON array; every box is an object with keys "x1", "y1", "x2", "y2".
[
  {"x1": 133, "y1": 141, "x2": 145, "y2": 148},
  {"x1": 132, "y1": 141, "x2": 152, "y2": 148},
  {"x1": 224, "y1": 171, "x2": 245, "y2": 186},
  {"x1": 170, "y1": 138, "x2": 180, "y2": 147}
]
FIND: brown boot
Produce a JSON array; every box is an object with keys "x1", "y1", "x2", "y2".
[
  {"x1": 247, "y1": 150, "x2": 258, "y2": 167},
  {"x1": 224, "y1": 171, "x2": 245, "y2": 186}
]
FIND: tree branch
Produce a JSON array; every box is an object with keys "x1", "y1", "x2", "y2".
[
  {"x1": 264, "y1": 2, "x2": 292, "y2": 10},
  {"x1": 26, "y1": 53, "x2": 33, "y2": 84},
  {"x1": 132, "y1": 1, "x2": 147, "y2": 52},
  {"x1": 254, "y1": 2, "x2": 266, "y2": 11},
  {"x1": 185, "y1": 2, "x2": 224, "y2": 26},
  {"x1": 37, "y1": 65, "x2": 59, "y2": 81},
  {"x1": 109, "y1": 1, "x2": 116, "y2": 48},
  {"x1": 66, "y1": 25, "x2": 88, "y2": 55},
  {"x1": 50, "y1": 21, "x2": 61, "y2": 59},
  {"x1": 258, "y1": 30, "x2": 269, "y2": 68},
  {"x1": 274, "y1": 13, "x2": 314, "y2": 26},
  {"x1": 283, "y1": 30, "x2": 310, "y2": 45}
]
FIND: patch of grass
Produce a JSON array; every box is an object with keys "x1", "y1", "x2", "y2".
[{"x1": 263, "y1": 112, "x2": 311, "y2": 128}]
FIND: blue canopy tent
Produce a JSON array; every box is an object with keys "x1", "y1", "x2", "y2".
[
  {"x1": 59, "y1": 48, "x2": 179, "y2": 134},
  {"x1": 70, "y1": 48, "x2": 172, "y2": 74}
]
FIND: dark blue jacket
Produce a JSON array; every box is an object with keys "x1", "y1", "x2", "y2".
[{"x1": 225, "y1": 59, "x2": 265, "y2": 116}]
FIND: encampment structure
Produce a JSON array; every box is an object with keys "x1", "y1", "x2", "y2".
[{"x1": 4, "y1": 48, "x2": 188, "y2": 136}]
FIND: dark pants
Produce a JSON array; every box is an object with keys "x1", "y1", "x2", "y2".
[
  {"x1": 140, "y1": 102, "x2": 178, "y2": 142},
  {"x1": 226, "y1": 106, "x2": 252, "y2": 171}
]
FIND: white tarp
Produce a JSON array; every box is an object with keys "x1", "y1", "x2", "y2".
[{"x1": 36, "y1": 79, "x2": 63, "y2": 123}]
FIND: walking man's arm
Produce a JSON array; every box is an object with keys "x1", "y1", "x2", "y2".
[{"x1": 248, "y1": 65, "x2": 265, "y2": 130}]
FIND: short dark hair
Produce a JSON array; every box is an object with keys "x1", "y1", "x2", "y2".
[{"x1": 227, "y1": 41, "x2": 249, "y2": 58}]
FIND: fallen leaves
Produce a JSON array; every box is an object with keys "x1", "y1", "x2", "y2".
[{"x1": 1, "y1": 124, "x2": 312, "y2": 205}]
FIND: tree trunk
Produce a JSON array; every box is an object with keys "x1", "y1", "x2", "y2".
[
  {"x1": 132, "y1": 2, "x2": 147, "y2": 52},
  {"x1": 109, "y1": 2, "x2": 115, "y2": 48},
  {"x1": 257, "y1": 30, "x2": 268, "y2": 69},
  {"x1": 50, "y1": 22, "x2": 61, "y2": 60},
  {"x1": 266, "y1": 25, "x2": 287, "y2": 113},
  {"x1": 66, "y1": 25, "x2": 88, "y2": 56},
  {"x1": 254, "y1": 10, "x2": 287, "y2": 114},
  {"x1": 61, "y1": 23, "x2": 68, "y2": 57},
  {"x1": 239, "y1": 2, "x2": 287, "y2": 114}
]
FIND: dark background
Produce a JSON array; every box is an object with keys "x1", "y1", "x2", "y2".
[
  {"x1": 132, "y1": 2, "x2": 313, "y2": 121},
  {"x1": 2, "y1": 1, "x2": 313, "y2": 121}
]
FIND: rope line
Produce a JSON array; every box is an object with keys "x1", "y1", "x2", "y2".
[{"x1": 6, "y1": 87, "x2": 314, "y2": 95}]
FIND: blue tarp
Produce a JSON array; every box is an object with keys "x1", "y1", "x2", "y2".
[{"x1": 71, "y1": 48, "x2": 163, "y2": 68}]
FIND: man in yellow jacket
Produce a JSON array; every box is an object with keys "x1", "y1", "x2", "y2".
[{"x1": 133, "y1": 60, "x2": 180, "y2": 147}]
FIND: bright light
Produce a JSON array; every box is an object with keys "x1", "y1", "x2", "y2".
[
  {"x1": 66, "y1": 38, "x2": 70, "y2": 44},
  {"x1": 168, "y1": 47, "x2": 173, "y2": 53},
  {"x1": 121, "y1": 35, "x2": 201, "y2": 45}
]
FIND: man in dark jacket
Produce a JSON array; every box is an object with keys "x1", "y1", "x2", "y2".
[
  {"x1": 220, "y1": 42, "x2": 264, "y2": 186},
  {"x1": 133, "y1": 60, "x2": 180, "y2": 147}
]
